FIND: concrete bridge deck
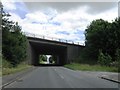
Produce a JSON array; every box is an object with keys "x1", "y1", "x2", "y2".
[{"x1": 25, "y1": 32, "x2": 84, "y2": 66}]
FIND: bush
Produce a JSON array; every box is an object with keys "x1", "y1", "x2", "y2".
[
  {"x1": 98, "y1": 50, "x2": 112, "y2": 66},
  {"x1": 2, "y1": 58, "x2": 13, "y2": 68},
  {"x1": 105, "y1": 53, "x2": 112, "y2": 66},
  {"x1": 98, "y1": 50, "x2": 105, "y2": 66},
  {"x1": 2, "y1": 8, "x2": 28, "y2": 67},
  {"x1": 110, "y1": 61, "x2": 119, "y2": 67},
  {"x1": 114, "y1": 49, "x2": 120, "y2": 71}
]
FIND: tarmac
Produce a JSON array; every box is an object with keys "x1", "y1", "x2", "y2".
[
  {"x1": 1, "y1": 67, "x2": 120, "y2": 88},
  {"x1": 1, "y1": 66, "x2": 37, "y2": 88}
]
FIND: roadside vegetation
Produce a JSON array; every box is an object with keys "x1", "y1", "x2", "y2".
[
  {"x1": 0, "y1": 52, "x2": 1, "y2": 69},
  {"x1": 1, "y1": 4, "x2": 30, "y2": 75},
  {"x1": 2, "y1": 58, "x2": 31, "y2": 76},
  {"x1": 39, "y1": 55, "x2": 48, "y2": 64},
  {"x1": 1, "y1": 3, "x2": 120, "y2": 75},
  {"x1": 65, "y1": 18, "x2": 120, "y2": 72},
  {"x1": 64, "y1": 63, "x2": 118, "y2": 72},
  {"x1": 2, "y1": 11, "x2": 27, "y2": 67}
]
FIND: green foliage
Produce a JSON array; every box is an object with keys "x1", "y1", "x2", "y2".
[
  {"x1": 2, "y1": 57, "x2": 13, "y2": 68},
  {"x1": 74, "y1": 48, "x2": 97, "y2": 65},
  {"x1": 98, "y1": 50, "x2": 105, "y2": 66},
  {"x1": 2, "y1": 61, "x2": 31, "y2": 75},
  {"x1": 98, "y1": 50, "x2": 112, "y2": 66},
  {"x1": 2, "y1": 7, "x2": 27, "y2": 67},
  {"x1": 115, "y1": 49, "x2": 120, "y2": 63},
  {"x1": 105, "y1": 54, "x2": 112, "y2": 66},
  {"x1": 39, "y1": 55, "x2": 47, "y2": 62},
  {"x1": 84, "y1": 18, "x2": 120, "y2": 63},
  {"x1": 111, "y1": 49, "x2": 120, "y2": 69},
  {"x1": 64, "y1": 63, "x2": 118, "y2": 72},
  {"x1": 85, "y1": 19, "x2": 110, "y2": 60}
]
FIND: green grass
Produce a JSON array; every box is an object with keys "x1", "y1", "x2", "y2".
[
  {"x1": 2, "y1": 59, "x2": 32, "y2": 76},
  {"x1": 2, "y1": 63, "x2": 31, "y2": 76},
  {"x1": 1, "y1": 57, "x2": 32, "y2": 76},
  {"x1": 64, "y1": 63, "x2": 118, "y2": 72}
]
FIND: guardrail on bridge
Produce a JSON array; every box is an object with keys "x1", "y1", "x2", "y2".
[{"x1": 23, "y1": 32, "x2": 84, "y2": 46}]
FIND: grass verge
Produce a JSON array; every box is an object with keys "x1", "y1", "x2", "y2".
[
  {"x1": 64, "y1": 63, "x2": 118, "y2": 72},
  {"x1": 2, "y1": 62, "x2": 31, "y2": 76}
]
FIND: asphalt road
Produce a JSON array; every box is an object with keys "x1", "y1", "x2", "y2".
[{"x1": 4, "y1": 67, "x2": 119, "y2": 88}]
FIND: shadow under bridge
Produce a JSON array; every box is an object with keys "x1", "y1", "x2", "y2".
[{"x1": 27, "y1": 37, "x2": 67, "y2": 66}]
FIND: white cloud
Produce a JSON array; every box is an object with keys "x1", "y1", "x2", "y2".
[
  {"x1": 5, "y1": 3, "x2": 118, "y2": 45},
  {"x1": 24, "y1": 11, "x2": 49, "y2": 23},
  {"x1": 94, "y1": 7, "x2": 118, "y2": 22},
  {"x1": 1, "y1": 0, "x2": 16, "y2": 10},
  {"x1": 9, "y1": 13, "x2": 22, "y2": 22}
]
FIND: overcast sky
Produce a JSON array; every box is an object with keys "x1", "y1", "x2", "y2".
[{"x1": 1, "y1": 0, "x2": 119, "y2": 45}]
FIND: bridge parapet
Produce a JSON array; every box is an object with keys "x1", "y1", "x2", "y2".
[{"x1": 23, "y1": 32, "x2": 84, "y2": 46}]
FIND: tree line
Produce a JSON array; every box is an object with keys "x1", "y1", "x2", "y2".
[
  {"x1": 82, "y1": 18, "x2": 120, "y2": 67},
  {"x1": 1, "y1": 3, "x2": 120, "y2": 68},
  {"x1": 1, "y1": 5, "x2": 27, "y2": 67}
]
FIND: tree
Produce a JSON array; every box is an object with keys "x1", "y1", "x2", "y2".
[
  {"x1": 98, "y1": 50, "x2": 106, "y2": 66},
  {"x1": 113, "y1": 49, "x2": 120, "y2": 67},
  {"x1": 39, "y1": 55, "x2": 47, "y2": 62},
  {"x1": 84, "y1": 19, "x2": 110, "y2": 61},
  {"x1": 2, "y1": 7, "x2": 27, "y2": 67},
  {"x1": 109, "y1": 18, "x2": 120, "y2": 60},
  {"x1": 98, "y1": 50, "x2": 112, "y2": 66},
  {"x1": 84, "y1": 18, "x2": 120, "y2": 63}
]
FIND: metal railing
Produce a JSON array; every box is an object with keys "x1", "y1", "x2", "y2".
[{"x1": 23, "y1": 32, "x2": 82, "y2": 45}]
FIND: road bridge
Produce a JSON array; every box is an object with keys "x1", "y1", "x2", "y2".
[{"x1": 25, "y1": 32, "x2": 84, "y2": 66}]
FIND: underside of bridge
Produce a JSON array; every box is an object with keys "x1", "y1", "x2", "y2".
[{"x1": 28, "y1": 39, "x2": 67, "y2": 66}]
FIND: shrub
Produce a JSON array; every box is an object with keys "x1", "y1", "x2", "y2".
[
  {"x1": 104, "y1": 53, "x2": 112, "y2": 66},
  {"x1": 98, "y1": 50, "x2": 105, "y2": 66},
  {"x1": 2, "y1": 58, "x2": 12, "y2": 68},
  {"x1": 98, "y1": 50, "x2": 112, "y2": 66},
  {"x1": 114, "y1": 49, "x2": 120, "y2": 70}
]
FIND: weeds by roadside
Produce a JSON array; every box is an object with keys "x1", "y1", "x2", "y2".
[
  {"x1": 2, "y1": 63, "x2": 31, "y2": 76},
  {"x1": 2, "y1": 57, "x2": 31, "y2": 76},
  {"x1": 64, "y1": 63, "x2": 118, "y2": 72}
]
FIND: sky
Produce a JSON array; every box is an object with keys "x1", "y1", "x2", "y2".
[{"x1": 1, "y1": 0, "x2": 119, "y2": 45}]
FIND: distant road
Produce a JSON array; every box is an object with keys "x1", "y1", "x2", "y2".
[{"x1": 4, "y1": 67, "x2": 118, "y2": 88}]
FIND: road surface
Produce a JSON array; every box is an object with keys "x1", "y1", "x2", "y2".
[{"x1": 4, "y1": 67, "x2": 119, "y2": 88}]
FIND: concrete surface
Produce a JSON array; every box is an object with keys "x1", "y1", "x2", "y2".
[{"x1": 100, "y1": 73, "x2": 119, "y2": 83}]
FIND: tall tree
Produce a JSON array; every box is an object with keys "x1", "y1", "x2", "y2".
[
  {"x1": 2, "y1": 7, "x2": 27, "y2": 66},
  {"x1": 84, "y1": 18, "x2": 120, "y2": 62},
  {"x1": 84, "y1": 19, "x2": 110, "y2": 61}
]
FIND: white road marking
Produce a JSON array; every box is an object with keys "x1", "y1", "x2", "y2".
[
  {"x1": 54, "y1": 68, "x2": 64, "y2": 79},
  {"x1": 60, "y1": 75, "x2": 64, "y2": 79}
]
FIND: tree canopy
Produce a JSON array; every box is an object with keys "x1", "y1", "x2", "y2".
[
  {"x1": 84, "y1": 18, "x2": 120, "y2": 65},
  {"x1": 2, "y1": 6, "x2": 27, "y2": 67}
]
